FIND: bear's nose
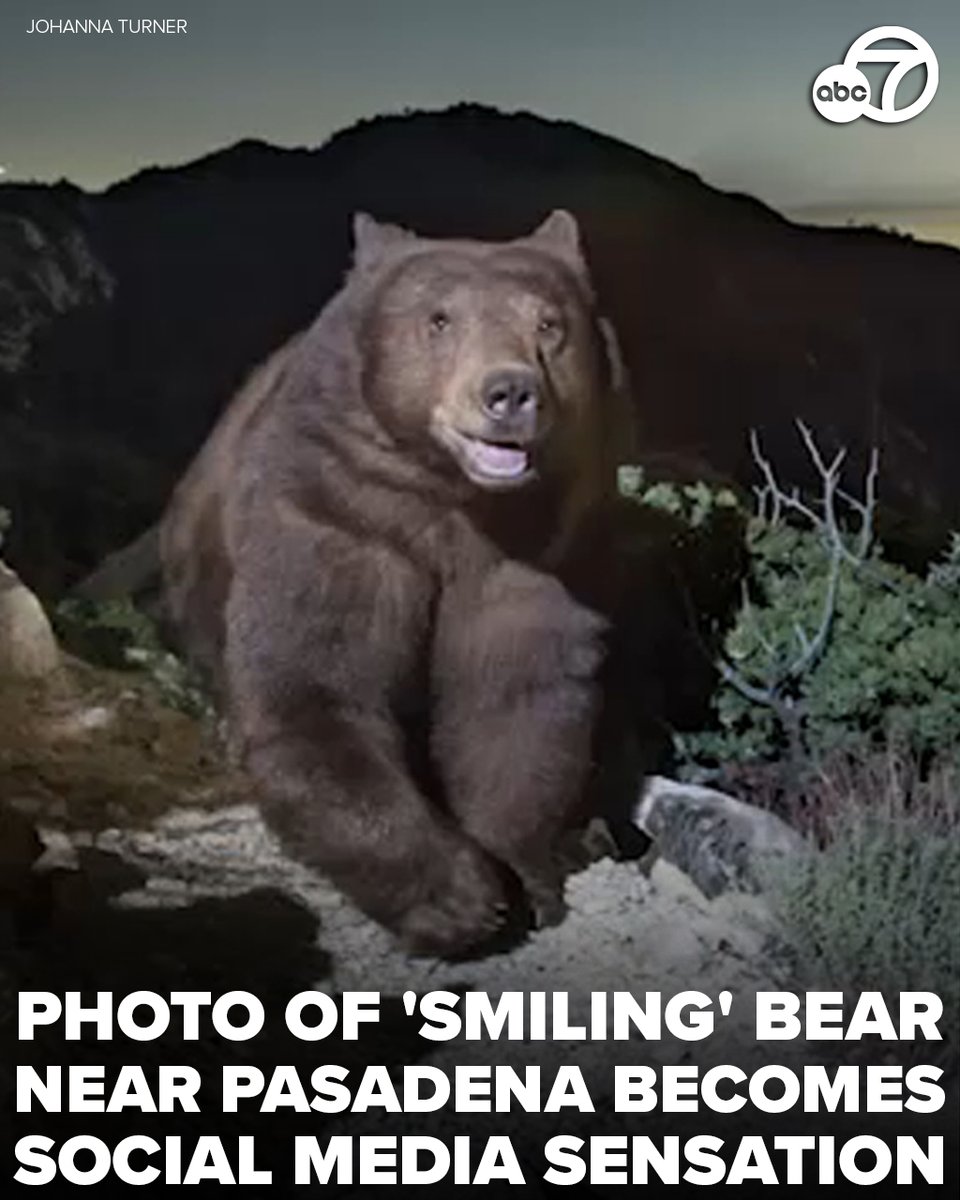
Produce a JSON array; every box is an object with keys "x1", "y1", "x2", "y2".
[{"x1": 481, "y1": 368, "x2": 539, "y2": 422}]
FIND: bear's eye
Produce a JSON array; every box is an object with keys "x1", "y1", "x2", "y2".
[
  {"x1": 428, "y1": 310, "x2": 452, "y2": 334},
  {"x1": 536, "y1": 313, "x2": 563, "y2": 337}
]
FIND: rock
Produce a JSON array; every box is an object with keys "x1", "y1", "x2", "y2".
[
  {"x1": 0, "y1": 561, "x2": 60, "y2": 679},
  {"x1": 634, "y1": 774, "x2": 807, "y2": 898},
  {"x1": 40, "y1": 704, "x2": 116, "y2": 740}
]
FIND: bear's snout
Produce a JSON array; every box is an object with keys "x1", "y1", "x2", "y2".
[{"x1": 481, "y1": 366, "x2": 540, "y2": 427}]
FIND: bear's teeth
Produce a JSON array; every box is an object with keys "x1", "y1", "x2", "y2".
[{"x1": 468, "y1": 440, "x2": 529, "y2": 478}]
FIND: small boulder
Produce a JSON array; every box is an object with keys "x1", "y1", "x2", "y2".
[
  {"x1": 634, "y1": 775, "x2": 807, "y2": 898},
  {"x1": 0, "y1": 560, "x2": 60, "y2": 679}
]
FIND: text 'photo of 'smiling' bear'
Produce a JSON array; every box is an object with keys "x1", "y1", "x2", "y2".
[{"x1": 160, "y1": 209, "x2": 711, "y2": 958}]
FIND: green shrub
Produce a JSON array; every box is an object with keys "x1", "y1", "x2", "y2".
[
  {"x1": 621, "y1": 438, "x2": 959, "y2": 1065},
  {"x1": 52, "y1": 596, "x2": 211, "y2": 718},
  {"x1": 686, "y1": 526, "x2": 960, "y2": 769},
  {"x1": 764, "y1": 756, "x2": 959, "y2": 1063},
  {"x1": 616, "y1": 465, "x2": 747, "y2": 652},
  {"x1": 927, "y1": 531, "x2": 960, "y2": 594},
  {"x1": 617, "y1": 467, "x2": 742, "y2": 530},
  {"x1": 674, "y1": 428, "x2": 960, "y2": 775}
]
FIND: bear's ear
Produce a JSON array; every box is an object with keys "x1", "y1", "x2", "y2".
[
  {"x1": 527, "y1": 209, "x2": 587, "y2": 274},
  {"x1": 351, "y1": 212, "x2": 416, "y2": 271}
]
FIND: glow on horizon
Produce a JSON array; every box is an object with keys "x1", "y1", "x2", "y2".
[{"x1": 786, "y1": 204, "x2": 960, "y2": 250}]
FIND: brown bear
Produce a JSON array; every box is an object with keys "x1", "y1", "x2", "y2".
[{"x1": 160, "y1": 210, "x2": 634, "y2": 956}]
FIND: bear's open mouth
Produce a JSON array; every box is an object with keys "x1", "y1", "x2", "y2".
[
  {"x1": 462, "y1": 436, "x2": 530, "y2": 479},
  {"x1": 437, "y1": 426, "x2": 536, "y2": 486}
]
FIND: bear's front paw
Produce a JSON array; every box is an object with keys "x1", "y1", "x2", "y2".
[{"x1": 397, "y1": 841, "x2": 521, "y2": 958}]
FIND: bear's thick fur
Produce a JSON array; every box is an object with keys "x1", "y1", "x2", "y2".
[{"x1": 160, "y1": 210, "x2": 634, "y2": 955}]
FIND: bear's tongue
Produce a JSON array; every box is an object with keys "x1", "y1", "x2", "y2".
[{"x1": 466, "y1": 438, "x2": 529, "y2": 479}]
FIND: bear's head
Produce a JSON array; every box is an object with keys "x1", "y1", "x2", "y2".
[{"x1": 349, "y1": 210, "x2": 626, "y2": 493}]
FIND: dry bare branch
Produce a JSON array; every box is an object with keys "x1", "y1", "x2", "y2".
[{"x1": 716, "y1": 422, "x2": 880, "y2": 718}]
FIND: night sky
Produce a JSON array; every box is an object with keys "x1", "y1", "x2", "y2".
[{"x1": 1, "y1": 0, "x2": 958, "y2": 215}]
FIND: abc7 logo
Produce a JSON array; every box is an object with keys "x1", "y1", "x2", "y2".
[{"x1": 813, "y1": 25, "x2": 938, "y2": 124}]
